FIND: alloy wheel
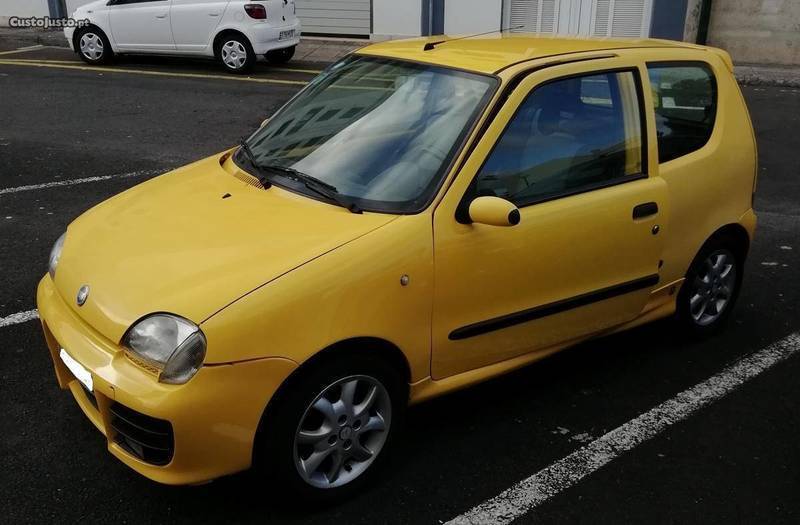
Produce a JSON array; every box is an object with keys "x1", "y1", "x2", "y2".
[
  {"x1": 688, "y1": 249, "x2": 737, "y2": 326},
  {"x1": 79, "y1": 33, "x2": 104, "y2": 61},
  {"x1": 293, "y1": 375, "x2": 392, "y2": 489}
]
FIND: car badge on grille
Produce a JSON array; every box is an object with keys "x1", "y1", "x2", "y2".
[{"x1": 76, "y1": 285, "x2": 90, "y2": 306}]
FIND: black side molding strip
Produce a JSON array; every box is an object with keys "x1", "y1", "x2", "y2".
[{"x1": 448, "y1": 274, "x2": 660, "y2": 341}]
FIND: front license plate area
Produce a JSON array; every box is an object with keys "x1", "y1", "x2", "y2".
[{"x1": 59, "y1": 348, "x2": 93, "y2": 392}]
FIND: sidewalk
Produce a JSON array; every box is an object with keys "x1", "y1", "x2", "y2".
[
  {"x1": 734, "y1": 63, "x2": 800, "y2": 88},
  {"x1": 0, "y1": 27, "x2": 366, "y2": 64}
]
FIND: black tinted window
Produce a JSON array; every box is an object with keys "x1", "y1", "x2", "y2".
[
  {"x1": 475, "y1": 71, "x2": 644, "y2": 206},
  {"x1": 647, "y1": 63, "x2": 717, "y2": 163}
]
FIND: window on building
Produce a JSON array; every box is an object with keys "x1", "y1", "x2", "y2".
[
  {"x1": 647, "y1": 63, "x2": 717, "y2": 163},
  {"x1": 474, "y1": 70, "x2": 644, "y2": 207}
]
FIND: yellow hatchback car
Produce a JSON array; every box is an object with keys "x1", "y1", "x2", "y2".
[{"x1": 38, "y1": 34, "x2": 757, "y2": 500}]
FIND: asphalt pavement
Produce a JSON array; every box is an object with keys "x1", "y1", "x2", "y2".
[{"x1": 1, "y1": 45, "x2": 798, "y2": 524}]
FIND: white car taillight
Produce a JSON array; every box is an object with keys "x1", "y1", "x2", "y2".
[{"x1": 244, "y1": 3, "x2": 267, "y2": 19}]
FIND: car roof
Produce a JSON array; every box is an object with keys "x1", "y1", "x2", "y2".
[{"x1": 356, "y1": 33, "x2": 704, "y2": 75}]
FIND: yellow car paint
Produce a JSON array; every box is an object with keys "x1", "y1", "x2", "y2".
[{"x1": 37, "y1": 34, "x2": 757, "y2": 485}]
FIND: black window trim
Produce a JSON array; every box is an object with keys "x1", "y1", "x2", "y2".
[
  {"x1": 644, "y1": 59, "x2": 718, "y2": 164},
  {"x1": 455, "y1": 65, "x2": 650, "y2": 223}
]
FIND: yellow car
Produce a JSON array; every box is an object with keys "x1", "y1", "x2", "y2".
[{"x1": 38, "y1": 34, "x2": 757, "y2": 500}]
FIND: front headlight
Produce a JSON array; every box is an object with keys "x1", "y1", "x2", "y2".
[
  {"x1": 123, "y1": 314, "x2": 207, "y2": 384},
  {"x1": 48, "y1": 232, "x2": 66, "y2": 279}
]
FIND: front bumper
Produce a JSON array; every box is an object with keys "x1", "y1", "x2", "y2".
[{"x1": 36, "y1": 275, "x2": 297, "y2": 485}]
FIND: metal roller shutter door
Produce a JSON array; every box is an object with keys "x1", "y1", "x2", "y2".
[
  {"x1": 296, "y1": 0, "x2": 371, "y2": 36},
  {"x1": 505, "y1": 0, "x2": 652, "y2": 37}
]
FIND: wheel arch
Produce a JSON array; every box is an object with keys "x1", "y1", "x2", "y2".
[
  {"x1": 703, "y1": 223, "x2": 751, "y2": 263},
  {"x1": 212, "y1": 28, "x2": 253, "y2": 58},
  {"x1": 72, "y1": 23, "x2": 109, "y2": 53}
]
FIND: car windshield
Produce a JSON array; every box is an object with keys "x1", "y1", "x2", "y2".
[{"x1": 239, "y1": 56, "x2": 497, "y2": 213}]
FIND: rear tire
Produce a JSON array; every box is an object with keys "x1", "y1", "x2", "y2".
[
  {"x1": 75, "y1": 27, "x2": 113, "y2": 65},
  {"x1": 216, "y1": 34, "x2": 256, "y2": 74},
  {"x1": 255, "y1": 351, "x2": 406, "y2": 504},
  {"x1": 265, "y1": 45, "x2": 295, "y2": 64},
  {"x1": 676, "y1": 236, "x2": 744, "y2": 337}
]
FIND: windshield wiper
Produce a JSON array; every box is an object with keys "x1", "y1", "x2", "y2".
[
  {"x1": 261, "y1": 164, "x2": 362, "y2": 214},
  {"x1": 237, "y1": 138, "x2": 272, "y2": 188}
]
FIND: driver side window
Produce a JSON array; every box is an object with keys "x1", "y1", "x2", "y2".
[{"x1": 475, "y1": 70, "x2": 645, "y2": 207}]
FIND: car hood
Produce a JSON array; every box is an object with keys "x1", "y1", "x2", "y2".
[{"x1": 54, "y1": 152, "x2": 397, "y2": 346}]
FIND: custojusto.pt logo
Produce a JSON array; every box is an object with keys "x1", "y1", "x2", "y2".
[{"x1": 9, "y1": 16, "x2": 89, "y2": 29}]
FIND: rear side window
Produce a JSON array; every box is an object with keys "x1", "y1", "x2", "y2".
[
  {"x1": 474, "y1": 70, "x2": 645, "y2": 207},
  {"x1": 647, "y1": 63, "x2": 717, "y2": 163}
]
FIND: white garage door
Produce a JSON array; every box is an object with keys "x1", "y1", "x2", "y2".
[
  {"x1": 504, "y1": 0, "x2": 653, "y2": 38},
  {"x1": 296, "y1": 0, "x2": 371, "y2": 36}
]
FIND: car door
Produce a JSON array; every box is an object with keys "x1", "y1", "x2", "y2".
[
  {"x1": 170, "y1": 0, "x2": 230, "y2": 52},
  {"x1": 431, "y1": 58, "x2": 669, "y2": 379},
  {"x1": 108, "y1": 0, "x2": 176, "y2": 51}
]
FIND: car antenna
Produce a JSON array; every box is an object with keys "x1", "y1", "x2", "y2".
[{"x1": 423, "y1": 25, "x2": 524, "y2": 51}]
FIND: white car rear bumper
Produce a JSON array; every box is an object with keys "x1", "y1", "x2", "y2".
[{"x1": 246, "y1": 19, "x2": 301, "y2": 54}]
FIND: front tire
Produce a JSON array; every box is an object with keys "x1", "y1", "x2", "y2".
[
  {"x1": 256, "y1": 352, "x2": 406, "y2": 503},
  {"x1": 265, "y1": 45, "x2": 295, "y2": 64},
  {"x1": 216, "y1": 35, "x2": 256, "y2": 74},
  {"x1": 76, "y1": 27, "x2": 113, "y2": 65},
  {"x1": 676, "y1": 238, "x2": 744, "y2": 336}
]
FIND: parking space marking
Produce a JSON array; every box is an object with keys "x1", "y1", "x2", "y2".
[
  {"x1": 0, "y1": 59, "x2": 309, "y2": 85},
  {"x1": 0, "y1": 168, "x2": 166, "y2": 196},
  {"x1": 0, "y1": 309, "x2": 39, "y2": 328},
  {"x1": 446, "y1": 332, "x2": 800, "y2": 525},
  {"x1": 0, "y1": 45, "x2": 44, "y2": 56}
]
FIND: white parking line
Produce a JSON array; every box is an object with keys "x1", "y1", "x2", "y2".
[
  {"x1": 0, "y1": 169, "x2": 165, "y2": 196},
  {"x1": 446, "y1": 332, "x2": 800, "y2": 525},
  {"x1": 0, "y1": 309, "x2": 39, "y2": 328},
  {"x1": 0, "y1": 45, "x2": 44, "y2": 56}
]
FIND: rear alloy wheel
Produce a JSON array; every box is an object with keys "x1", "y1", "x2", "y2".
[
  {"x1": 677, "y1": 241, "x2": 743, "y2": 336},
  {"x1": 77, "y1": 28, "x2": 112, "y2": 65},
  {"x1": 688, "y1": 249, "x2": 737, "y2": 327},
  {"x1": 218, "y1": 36, "x2": 255, "y2": 74}
]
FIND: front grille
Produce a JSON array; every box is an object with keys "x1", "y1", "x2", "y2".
[{"x1": 109, "y1": 402, "x2": 174, "y2": 466}]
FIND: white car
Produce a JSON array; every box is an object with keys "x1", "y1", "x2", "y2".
[{"x1": 65, "y1": 0, "x2": 301, "y2": 73}]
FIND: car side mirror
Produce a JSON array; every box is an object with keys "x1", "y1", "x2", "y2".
[
  {"x1": 468, "y1": 196, "x2": 520, "y2": 227},
  {"x1": 261, "y1": 117, "x2": 270, "y2": 128}
]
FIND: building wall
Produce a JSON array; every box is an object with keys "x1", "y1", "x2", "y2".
[
  {"x1": 707, "y1": 0, "x2": 800, "y2": 66},
  {"x1": 0, "y1": 0, "x2": 50, "y2": 26},
  {"x1": 444, "y1": 0, "x2": 502, "y2": 34},
  {"x1": 372, "y1": 0, "x2": 422, "y2": 40}
]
